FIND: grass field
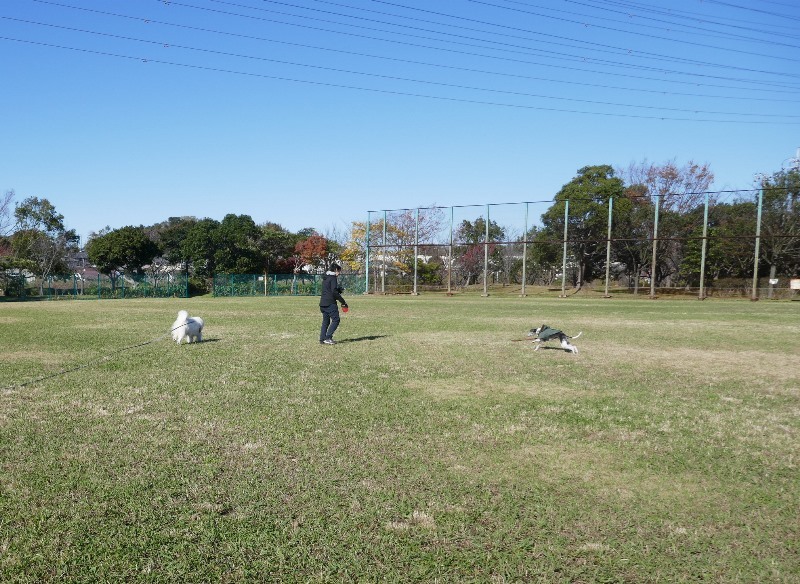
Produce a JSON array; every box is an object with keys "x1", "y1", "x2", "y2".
[{"x1": 1, "y1": 294, "x2": 798, "y2": 583}]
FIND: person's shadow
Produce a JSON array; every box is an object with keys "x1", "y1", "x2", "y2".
[{"x1": 337, "y1": 335, "x2": 388, "y2": 343}]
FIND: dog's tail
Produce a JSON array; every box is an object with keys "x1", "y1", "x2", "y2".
[{"x1": 569, "y1": 331, "x2": 583, "y2": 339}]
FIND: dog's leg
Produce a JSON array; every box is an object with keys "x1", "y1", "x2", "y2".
[
  {"x1": 561, "y1": 337, "x2": 578, "y2": 354},
  {"x1": 532, "y1": 339, "x2": 541, "y2": 351}
]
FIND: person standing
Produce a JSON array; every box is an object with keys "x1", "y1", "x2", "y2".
[{"x1": 319, "y1": 263, "x2": 348, "y2": 345}]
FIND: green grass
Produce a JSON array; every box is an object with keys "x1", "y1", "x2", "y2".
[{"x1": 1, "y1": 295, "x2": 798, "y2": 582}]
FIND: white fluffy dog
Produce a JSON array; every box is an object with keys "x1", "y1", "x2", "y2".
[{"x1": 171, "y1": 309, "x2": 204, "y2": 344}]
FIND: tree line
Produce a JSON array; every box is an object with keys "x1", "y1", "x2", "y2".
[
  {"x1": 342, "y1": 162, "x2": 799, "y2": 292},
  {"x1": 2, "y1": 159, "x2": 798, "y2": 296},
  {"x1": 0, "y1": 198, "x2": 343, "y2": 295}
]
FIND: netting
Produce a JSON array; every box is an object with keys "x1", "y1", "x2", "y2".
[
  {"x1": 364, "y1": 191, "x2": 799, "y2": 299},
  {"x1": 0, "y1": 273, "x2": 189, "y2": 300},
  {"x1": 212, "y1": 273, "x2": 367, "y2": 297}
]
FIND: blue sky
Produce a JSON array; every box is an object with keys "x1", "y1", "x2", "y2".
[{"x1": 2, "y1": 0, "x2": 799, "y2": 244}]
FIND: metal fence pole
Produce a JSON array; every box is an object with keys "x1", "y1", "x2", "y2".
[
  {"x1": 649, "y1": 195, "x2": 661, "y2": 299},
  {"x1": 699, "y1": 193, "x2": 709, "y2": 300},
  {"x1": 364, "y1": 212, "x2": 370, "y2": 294},
  {"x1": 382, "y1": 210, "x2": 387, "y2": 294},
  {"x1": 751, "y1": 188, "x2": 763, "y2": 301},
  {"x1": 413, "y1": 207, "x2": 419, "y2": 295},
  {"x1": 483, "y1": 204, "x2": 490, "y2": 296},
  {"x1": 560, "y1": 199, "x2": 569, "y2": 298},
  {"x1": 604, "y1": 197, "x2": 613, "y2": 298},
  {"x1": 447, "y1": 206, "x2": 453, "y2": 295},
  {"x1": 521, "y1": 202, "x2": 528, "y2": 297}
]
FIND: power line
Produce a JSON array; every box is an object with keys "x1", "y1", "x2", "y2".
[
  {"x1": 355, "y1": 0, "x2": 800, "y2": 71},
  {"x1": 529, "y1": 0, "x2": 800, "y2": 37},
  {"x1": 559, "y1": 0, "x2": 800, "y2": 47},
  {"x1": 7, "y1": 16, "x2": 798, "y2": 121},
  {"x1": 702, "y1": 0, "x2": 800, "y2": 22},
  {"x1": 240, "y1": 0, "x2": 800, "y2": 79},
  {"x1": 306, "y1": 0, "x2": 800, "y2": 49},
  {"x1": 32, "y1": 0, "x2": 800, "y2": 94},
  {"x1": 4, "y1": 33, "x2": 799, "y2": 124}
]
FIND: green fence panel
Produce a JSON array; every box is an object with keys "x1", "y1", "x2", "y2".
[
  {"x1": 212, "y1": 273, "x2": 366, "y2": 297},
  {"x1": 1, "y1": 273, "x2": 189, "y2": 300}
]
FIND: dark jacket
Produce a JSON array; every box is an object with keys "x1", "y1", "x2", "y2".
[
  {"x1": 319, "y1": 271, "x2": 346, "y2": 307},
  {"x1": 537, "y1": 325, "x2": 562, "y2": 341}
]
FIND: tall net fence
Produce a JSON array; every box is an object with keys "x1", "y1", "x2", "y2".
[
  {"x1": 0, "y1": 273, "x2": 189, "y2": 300},
  {"x1": 212, "y1": 273, "x2": 367, "y2": 297},
  {"x1": 364, "y1": 189, "x2": 799, "y2": 300}
]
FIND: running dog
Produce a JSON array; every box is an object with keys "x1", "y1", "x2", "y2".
[
  {"x1": 527, "y1": 324, "x2": 582, "y2": 354},
  {"x1": 171, "y1": 310, "x2": 204, "y2": 344}
]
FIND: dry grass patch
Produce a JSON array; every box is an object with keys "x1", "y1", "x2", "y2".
[
  {"x1": 385, "y1": 510, "x2": 437, "y2": 531},
  {"x1": 613, "y1": 345, "x2": 799, "y2": 384}
]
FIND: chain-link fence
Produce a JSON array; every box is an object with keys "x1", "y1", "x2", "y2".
[
  {"x1": 0, "y1": 273, "x2": 189, "y2": 300},
  {"x1": 363, "y1": 190, "x2": 799, "y2": 300},
  {"x1": 212, "y1": 273, "x2": 367, "y2": 297}
]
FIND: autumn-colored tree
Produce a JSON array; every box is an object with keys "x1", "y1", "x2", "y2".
[
  {"x1": 0, "y1": 190, "x2": 14, "y2": 237},
  {"x1": 0, "y1": 190, "x2": 15, "y2": 275},
  {"x1": 382, "y1": 208, "x2": 445, "y2": 276},
  {"x1": 454, "y1": 217, "x2": 504, "y2": 286},
  {"x1": 616, "y1": 159, "x2": 715, "y2": 287},
  {"x1": 344, "y1": 207, "x2": 444, "y2": 290},
  {"x1": 617, "y1": 159, "x2": 715, "y2": 214},
  {"x1": 295, "y1": 233, "x2": 328, "y2": 273}
]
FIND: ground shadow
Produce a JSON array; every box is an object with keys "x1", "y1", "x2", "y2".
[
  {"x1": 536, "y1": 346, "x2": 576, "y2": 353},
  {"x1": 336, "y1": 335, "x2": 388, "y2": 343}
]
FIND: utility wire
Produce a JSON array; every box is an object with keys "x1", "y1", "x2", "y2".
[
  {"x1": 3, "y1": 35, "x2": 798, "y2": 125},
  {"x1": 578, "y1": 0, "x2": 800, "y2": 34},
  {"x1": 32, "y1": 0, "x2": 800, "y2": 94},
  {"x1": 19, "y1": 10, "x2": 787, "y2": 103},
  {"x1": 702, "y1": 0, "x2": 800, "y2": 22},
  {"x1": 7, "y1": 17, "x2": 798, "y2": 120},
  {"x1": 186, "y1": 0, "x2": 800, "y2": 87},
  {"x1": 226, "y1": 0, "x2": 800, "y2": 78},
  {"x1": 558, "y1": 0, "x2": 800, "y2": 47},
  {"x1": 341, "y1": 0, "x2": 800, "y2": 69}
]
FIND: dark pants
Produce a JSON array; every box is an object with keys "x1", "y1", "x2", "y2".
[{"x1": 319, "y1": 304, "x2": 340, "y2": 341}]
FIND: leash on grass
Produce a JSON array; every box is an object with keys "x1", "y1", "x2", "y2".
[{"x1": 2, "y1": 325, "x2": 186, "y2": 391}]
